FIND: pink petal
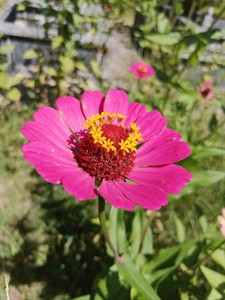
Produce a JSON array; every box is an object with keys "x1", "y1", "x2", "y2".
[
  {"x1": 124, "y1": 102, "x2": 147, "y2": 125},
  {"x1": 98, "y1": 180, "x2": 135, "y2": 210},
  {"x1": 128, "y1": 165, "x2": 192, "y2": 194},
  {"x1": 135, "y1": 139, "x2": 191, "y2": 166},
  {"x1": 145, "y1": 65, "x2": 155, "y2": 77},
  {"x1": 34, "y1": 106, "x2": 70, "y2": 139},
  {"x1": 103, "y1": 89, "x2": 129, "y2": 116},
  {"x1": 136, "y1": 111, "x2": 167, "y2": 141},
  {"x1": 61, "y1": 169, "x2": 96, "y2": 200},
  {"x1": 22, "y1": 142, "x2": 74, "y2": 167},
  {"x1": 218, "y1": 216, "x2": 225, "y2": 227},
  {"x1": 115, "y1": 180, "x2": 168, "y2": 210},
  {"x1": 81, "y1": 91, "x2": 105, "y2": 119},
  {"x1": 135, "y1": 128, "x2": 184, "y2": 158},
  {"x1": 220, "y1": 226, "x2": 225, "y2": 239},
  {"x1": 56, "y1": 96, "x2": 85, "y2": 133},
  {"x1": 130, "y1": 61, "x2": 141, "y2": 72},
  {"x1": 21, "y1": 121, "x2": 70, "y2": 153},
  {"x1": 36, "y1": 162, "x2": 77, "y2": 184},
  {"x1": 130, "y1": 62, "x2": 155, "y2": 79}
]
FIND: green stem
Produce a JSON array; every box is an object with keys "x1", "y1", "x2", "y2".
[{"x1": 98, "y1": 195, "x2": 119, "y2": 259}]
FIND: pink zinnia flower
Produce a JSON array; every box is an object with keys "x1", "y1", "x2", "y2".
[
  {"x1": 197, "y1": 80, "x2": 215, "y2": 100},
  {"x1": 218, "y1": 208, "x2": 225, "y2": 238},
  {"x1": 22, "y1": 89, "x2": 192, "y2": 210},
  {"x1": 130, "y1": 61, "x2": 155, "y2": 80}
]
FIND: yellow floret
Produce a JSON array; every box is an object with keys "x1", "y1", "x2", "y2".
[{"x1": 84, "y1": 113, "x2": 143, "y2": 155}]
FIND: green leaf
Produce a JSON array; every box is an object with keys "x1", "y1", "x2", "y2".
[
  {"x1": 0, "y1": 71, "x2": 9, "y2": 89},
  {"x1": 6, "y1": 88, "x2": 21, "y2": 102},
  {"x1": 199, "y1": 215, "x2": 208, "y2": 233},
  {"x1": 72, "y1": 296, "x2": 90, "y2": 300},
  {"x1": 10, "y1": 73, "x2": 25, "y2": 86},
  {"x1": 117, "y1": 210, "x2": 128, "y2": 254},
  {"x1": 211, "y1": 29, "x2": 225, "y2": 40},
  {"x1": 130, "y1": 287, "x2": 146, "y2": 300},
  {"x1": 211, "y1": 249, "x2": 225, "y2": 270},
  {"x1": 117, "y1": 254, "x2": 161, "y2": 300},
  {"x1": 141, "y1": 226, "x2": 153, "y2": 255},
  {"x1": 130, "y1": 207, "x2": 145, "y2": 255},
  {"x1": 92, "y1": 265, "x2": 129, "y2": 300},
  {"x1": 174, "y1": 3, "x2": 184, "y2": 15},
  {"x1": 147, "y1": 266, "x2": 177, "y2": 285},
  {"x1": 157, "y1": 13, "x2": 172, "y2": 34},
  {"x1": 108, "y1": 207, "x2": 128, "y2": 255},
  {"x1": 200, "y1": 265, "x2": 225, "y2": 291},
  {"x1": 192, "y1": 147, "x2": 225, "y2": 159},
  {"x1": 145, "y1": 32, "x2": 181, "y2": 45},
  {"x1": 51, "y1": 36, "x2": 64, "y2": 49},
  {"x1": 74, "y1": 61, "x2": 88, "y2": 72},
  {"x1": 207, "y1": 288, "x2": 223, "y2": 300},
  {"x1": 130, "y1": 208, "x2": 153, "y2": 256},
  {"x1": 144, "y1": 245, "x2": 180, "y2": 272},
  {"x1": 0, "y1": 44, "x2": 15, "y2": 54},
  {"x1": 144, "y1": 237, "x2": 200, "y2": 275},
  {"x1": 190, "y1": 171, "x2": 225, "y2": 187},
  {"x1": 174, "y1": 215, "x2": 186, "y2": 243},
  {"x1": 108, "y1": 207, "x2": 119, "y2": 256},
  {"x1": 46, "y1": 67, "x2": 57, "y2": 77},
  {"x1": 23, "y1": 49, "x2": 38, "y2": 59},
  {"x1": 59, "y1": 56, "x2": 75, "y2": 73}
]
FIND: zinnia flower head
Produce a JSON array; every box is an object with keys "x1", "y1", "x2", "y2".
[
  {"x1": 22, "y1": 89, "x2": 192, "y2": 211},
  {"x1": 197, "y1": 80, "x2": 215, "y2": 100},
  {"x1": 218, "y1": 208, "x2": 225, "y2": 238},
  {"x1": 130, "y1": 61, "x2": 155, "y2": 80}
]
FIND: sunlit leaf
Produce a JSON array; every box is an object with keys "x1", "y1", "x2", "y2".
[
  {"x1": 157, "y1": 13, "x2": 172, "y2": 34},
  {"x1": 23, "y1": 49, "x2": 38, "y2": 59},
  {"x1": 207, "y1": 288, "x2": 223, "y2": 300},
  {"x1": 130, "y1": 287, "x2": 146, "y2": 300},
  {"x1": 74, "y1": 61, "x2": 88, "y2": 72},
  {"x1": 72, "y1": 295, "x2": 90, "y2": 300},
  {"x1": 211, "y1": 249, "x2": 225, "y2": 270},
  {"x1": 190, "y1": 171, "x2": 225, "y2": 187},
  {"x1": 174, "y1": 215, "x2": 186, "y2": 243},
  {"x1": 6, "y1": 88, "x2": 21, "y2": 102},
  {"x1": 200, "y1": 265, "x2": 225, "y2": 291},
  {"x1": 59, "y1": 56, "x2": 75, "y2": 73},
  {"x1": 145, "y1": 32, "x2": 181, "y2": 45},
  {"x1": 211, "y1": 29, "x2": 225, "y2": 40},
  {"x1": 117, "y1": 254, "x2": 161, "y2": 300},
  {"x1": 192, "y1": 147, "x2": 225, "y2": 159},
  {"x1": 52, "y1": 36, "x2": 64, "y2": 49},
  {"x1": 0, "y1": 44, "x2": 15, "y2": 54},
  {"x1": 0, "y1": 72, "x2": 9, "y2": 89}
]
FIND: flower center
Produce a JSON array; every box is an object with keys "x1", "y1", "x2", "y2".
[
  {"x1": 138, "y1": 65, "x2": 147, "y2": 74},
  {"x1": 74, "y1": 112, "x2": 143, "y2": 181}
]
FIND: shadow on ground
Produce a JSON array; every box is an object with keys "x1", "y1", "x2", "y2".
[{"x1": 1, "y1": 177, "x2": 112, "y2": 299}]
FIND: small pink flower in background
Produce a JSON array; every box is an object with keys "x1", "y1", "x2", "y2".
[
  {"x1": 218, "y1": 208, "x2": 225, "y2": 238},
  {"x1": 197, "y1": 80, "x2": 215, "y2": 100},
  {"x1": 130, "y1": 61, "x2": 155, "y2": 80},
  {"x1": 22, "y1": 89, "x2": 191, "y2": 211}
]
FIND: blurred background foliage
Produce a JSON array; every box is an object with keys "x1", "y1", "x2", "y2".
[{"x1": 0, "y1": 0, "x2": 225, "y2": 299}]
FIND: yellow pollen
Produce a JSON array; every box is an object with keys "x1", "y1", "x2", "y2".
[
  {"x1": 138, "y1": 65, "x2": 147, "y2": 73},
  {"x1": 84, "y1": 112, "x2": 143, "y2": 154}
]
